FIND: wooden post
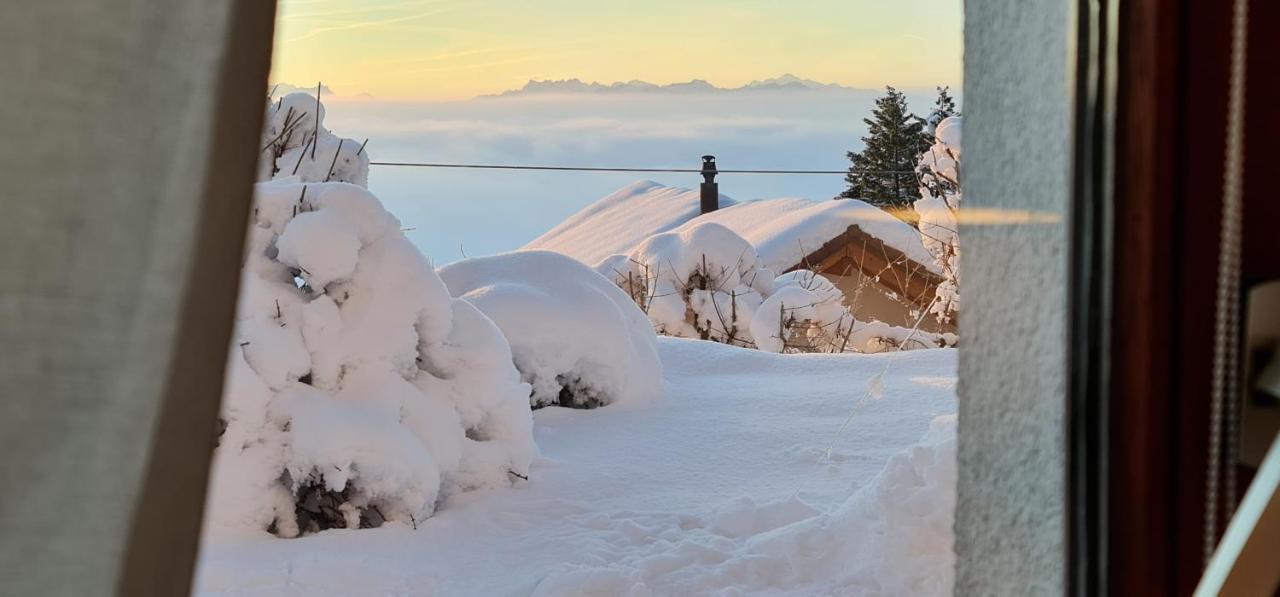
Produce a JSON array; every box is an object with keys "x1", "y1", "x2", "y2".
[{"x1": 700, "y1": 155, "x2": 718, "y2": 214}]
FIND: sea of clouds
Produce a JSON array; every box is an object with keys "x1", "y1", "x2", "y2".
[{"x1": 322, "y1": 89, "x2": 940, "y2": 263}]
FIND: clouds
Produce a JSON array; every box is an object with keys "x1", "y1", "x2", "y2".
[
  {"x1": 325, "y1": 92, "x2": 887, "y2": 146},
  {"x1": 318, "y1": 90, "x2": 938, "y2": 262}
]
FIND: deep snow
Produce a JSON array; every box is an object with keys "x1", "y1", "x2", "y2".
[
  {"x1": 439, "y1": 250, "x2": 662, "y2": 408},
  {"x1": 523, "y1": 181, "x2": 936, "y2": 276},
  {"x1": 196, "y1": 338, "x2": 957, "y2": 596}
]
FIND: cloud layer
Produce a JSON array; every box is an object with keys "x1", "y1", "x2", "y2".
[{"x1": 321, "y1": 90, "x2": 941, "y2": 263}]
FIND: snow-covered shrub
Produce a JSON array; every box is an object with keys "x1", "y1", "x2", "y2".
[
  {"x1": 915, "y1": 116, "x2": 961, "y2": 324},
  {"x1": 599, "y1": 222, "x2": 774, "y2": 347},
  {"x1": 750, "y1": 270, "x2": 854, "y2": 353},
  {"x1": 438, "y1": 250, "x2": 662, "y2": 409},
  {"x1": 599, "y1": 222, "x2": 950, "y2": 354},
  {"x1": 207, "y1": 180, "x2": 535, "y2": 536},
  {"x1": 259, "y1": 92, "x2": 368, "y2": 186}
]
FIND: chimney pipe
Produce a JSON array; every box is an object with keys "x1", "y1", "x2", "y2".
[{"x1": 700, "y1": 155, "x2": 718, "y2": 214}]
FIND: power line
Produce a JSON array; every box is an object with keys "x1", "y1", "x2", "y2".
[{"x1": 367, "y1": 161, "x2": 916, "y2": 176}]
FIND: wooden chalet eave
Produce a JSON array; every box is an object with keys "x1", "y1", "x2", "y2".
[{"x1": 781, "y1": 223, "x2": 946, "y2": 312}]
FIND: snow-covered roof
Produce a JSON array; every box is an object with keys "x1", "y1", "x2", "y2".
[
  {"x1": 683, "y1": 197, "x2": 938, "y2": 274},
  {"x1": 524, "y1": 180, "x2": 737, "y2": 266},
  {"x1": 525, "y1": 181, "x2": 937, "y2": 274}
]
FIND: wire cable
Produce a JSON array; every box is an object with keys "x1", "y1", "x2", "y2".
[{"x1": 367, "y1": 161, "x2": 915, "y2": 176}]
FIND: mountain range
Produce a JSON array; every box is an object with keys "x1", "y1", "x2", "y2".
[{"x1": 482, "y1": 74, "x2": 867, "y2": 98}]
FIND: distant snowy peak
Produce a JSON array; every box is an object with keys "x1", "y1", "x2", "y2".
[
  {"x1": 484, "y1": 75, "x2": 864, "y2": 97},
  {"x1": 741, "y1": 74, "x2": 851, "y2": 91}
]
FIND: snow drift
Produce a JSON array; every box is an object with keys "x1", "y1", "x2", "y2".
[
  {"x1": 530, "y1": 414, "x2": 958, "y2": 596},
  {"x1": 439, "y1": 250, "x2": 662, "y2": 408}
]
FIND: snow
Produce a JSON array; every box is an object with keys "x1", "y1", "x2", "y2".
[
  {"x1": 914, "y1": 115, "x2": 962, "y2": 323},
  {"x1": 274, "y1": 209, "x2": 362, "y2": 290},
  {"x1": 259, "y1": 92, "x2": 369, "y2": 186},
  {"x1": 207, "y1": 178, "x2": 535, "y2": 536},
  {"x1": 751, "y1": 274, "x2": 850, "y2": 354},
  {"x1": 438, "y1": 250, "x2": 662, "y2": 408},
  {"x1": 200, "y1": 91, "x2": 958, "y2": 593},
  {"x1": 523, "y1": 180, "x2": 938, "y2": 275},
  {"x1": 524, "y1": 180, "x2": 738, "y2": 267},
  {"x1": 598, "y1": 223, "x2": 948, "y2": 354},
  {"x1": 600, "y1": 222, "x2": 774, "y2": 346},
  {"x1": 686, "y1": 196, "x2": 940, "y2": 275},
  {"x1": 196, "y1": 339, "x2": 957, "y2": 595},
  {"x1": 934, "y1": 116, "x2": 962, "y2": 155}
]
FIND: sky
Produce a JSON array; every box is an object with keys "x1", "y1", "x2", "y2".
[{"x1": 271, "y1": 0, "x2": 963, "y2": 100}]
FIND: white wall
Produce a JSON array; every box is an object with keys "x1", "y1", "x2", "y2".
[{"x1": 956, "y1": 0, "x2": 1072, "y2": 594}]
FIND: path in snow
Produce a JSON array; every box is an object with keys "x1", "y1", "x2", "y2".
[{"x1": 196, "y1": 338, "x2": 957, "y2": 596}]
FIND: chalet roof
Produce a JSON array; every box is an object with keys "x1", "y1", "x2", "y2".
[
  {"x1": 525, "y1": 180, "x2": 939, "y2": 276},
  {"x1": 679, "y1": 196, "x2": 940, "y2": 275},
  {"x1": 524, "y1": 180, "x2": 737, "y2": 266}
]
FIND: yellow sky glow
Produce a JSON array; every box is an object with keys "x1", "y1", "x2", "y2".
[{"x1": 272, "y1": 0, "x2": 963, "y2": 101}]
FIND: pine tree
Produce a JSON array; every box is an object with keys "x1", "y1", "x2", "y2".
[
  {"x1": 839, "y1": 86, "x2": 925, "y2": 215},
  {"x1": 924, "y1": 86, "x2": 959, "y2": 137}
]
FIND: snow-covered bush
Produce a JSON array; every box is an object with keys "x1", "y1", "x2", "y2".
[
  {"x1": 439, "y1": 250, "x2": 662, "y2": 409},
  {"x1": 259, "y1": 91, "x2": 369, "y2": 186},
  {"x1": 750, "y1": 270, "x2": 855, "y2": 353},
  {"x1": 599, "y1": 223, "x2": 949, "y2": 354},
  {"x1": 598, "y1": 222, "x2": 774, "y2": 347},
  {"x1": 207, "y1": 180, "x2": 535, "y2": 536},
  {"x1": 915, "y1": 115, "x2": 961, "y2": 324}
]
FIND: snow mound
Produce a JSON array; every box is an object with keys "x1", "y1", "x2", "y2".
[
  {"x1": 207, "y1": 180, "x2": 535, "y2": 536},
  {"x1": 531, "y1": 415, "x2": 958, "y2": 596},
  {"x1": 524, "y1": 180, "x2": 737, "y2": 267},
  {"x1": 722, "y1": 414, "x2": 957, "y2": 596},
  {"x1": 259, "y1": 92, "x2": 369, "y2": 186},
  {"x1": 438, "y1": 250, "x2": 662, "y2": 408},
  {"x1": 709, "y1": 494, "x2": 821, "y2": 539}
]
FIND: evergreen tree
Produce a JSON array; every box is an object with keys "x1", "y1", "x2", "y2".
[
  {"x1": 839, "y1": 86, "x2": 925, "y2": 215},
  {"x1": 924, "y1": 86, "x2": 959, "y2": 137}
]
